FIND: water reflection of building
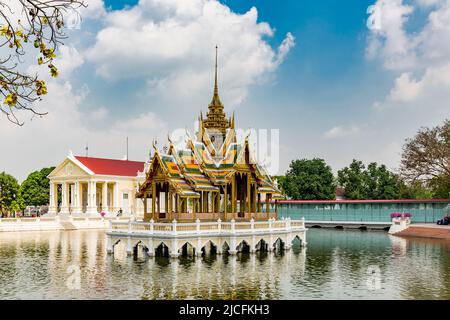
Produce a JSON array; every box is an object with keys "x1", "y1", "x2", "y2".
[{"x1": 139, "y1": 248, "x2": 306, "y2": 299}]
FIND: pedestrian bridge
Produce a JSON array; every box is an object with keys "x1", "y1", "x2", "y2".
[{"x1": 278, "y1": 199, "x2": 450, "y2": 224}]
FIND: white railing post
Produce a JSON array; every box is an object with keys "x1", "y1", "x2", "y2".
[
  {"x1": 217, "y1": 218, "x2": 222, "y2": 233},
  {"x1": 108, "y1": 220, "x2": 112, "y2": 231},
  {"x1": 250, "y1": 218, "x2": 255, "y2": 233},
  {"x1": 231, "y1": 219, "x2": 235, "y2": 234},
  {"x1": 287, "y1": 217, "x2": 291, "y2": 231},
  {"x1": 150, "y1": 218, "x2": 154, "y2": 234},
  {"x1": 172, "y1": 219, "x2": 177, "y2": 235},
  {"x1": 302, "y1": 216, "x2": 305, "y2": 228},
  {"x1": 196, "y1": 218, "x2": 201, "y2": 234},
  {"x1": 128, "y1": 220, "x2": 132, "y2": 233},
  {"x1": 269, "y1": 217, "x2": 273, "y2": 232}
]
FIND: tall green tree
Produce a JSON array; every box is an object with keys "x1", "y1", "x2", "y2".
[
  {"x1": 20, "y1": 167, "x2": 54, "y2": 206},
  {"x1": 338, "y1": 160, "x2": 401, "y2": 200},
  {"x1": 337, "y1": 160, "x2": 367, "y2": 199},
  {"x1": 0, "y1": 171, "x2": 20, "y2": 216},
  {"x1": 282, "y1": 158, "x2": 335, "y2": 200},
  {"x1": 397, "y1": 179, "x2": 433, "y2": 199}
]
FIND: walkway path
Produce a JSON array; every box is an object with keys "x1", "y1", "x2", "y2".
[{"x1": 396, "y1": 223, "x2": 450, "y2": 240}]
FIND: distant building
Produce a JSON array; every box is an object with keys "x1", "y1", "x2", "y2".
[
  {"x1": 335, "y1": 187, "x2": 346, "y2": 200},
  {"x1": 47, "y1": 151, "x2": 145, "y2": 216}
]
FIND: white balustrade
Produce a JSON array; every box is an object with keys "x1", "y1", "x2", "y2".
[{"x1": 108, "y1": 217, "x2": 305, "y2": 236}]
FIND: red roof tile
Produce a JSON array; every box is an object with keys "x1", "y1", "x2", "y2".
[{"x1": 75, "y1": 156, "x2": 144, "y2": 177}]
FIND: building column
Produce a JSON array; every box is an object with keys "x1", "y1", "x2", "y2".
[
  {"x1": 60, "y1": 182, "x2": 69, "y2": 214},
  {"x1": 113, "y1": 182, "x2": 119, "y2": 212},
  {"x1": 102, "y1": 182, "x2": 108, "y2": 213},
  {"x1": 48, "y1": 182, "x2": 57, "y2": 215},
  {"x1": 72, "y1": 181, "x2": 81, "y2": 214},
  {"x1": 86, "y1": 180, "x2": 97, "y2": 215}
]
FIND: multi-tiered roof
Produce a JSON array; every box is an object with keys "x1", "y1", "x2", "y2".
[{"x1": 138, "y1": 47, "x2": 283, "y2": 201}]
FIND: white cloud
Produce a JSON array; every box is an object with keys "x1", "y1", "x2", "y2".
[
  {"x1": 368, "y1": 0, "x2": 450, "y2": 114},
  {"x1": 2, "y1": 0, "x2": 295, "y2": 180},
  {"x1": 387, "y1": 72, "x2": 423, "y2": 102},
  {"x1": 0, "y1": 79, "x2": 167, "y2": 182},
  {"x1": 85, "y1": 0, "x2": 295, "y2": 108},
  {"x1": 366, "y1": 0, "x2": 416, "y2": 70},
  {"x1": 323, "y1": 126, "x2": 361, "y2": 139}
]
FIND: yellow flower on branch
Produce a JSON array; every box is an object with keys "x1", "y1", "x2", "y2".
[
  {"x1": 0, "y1": 25, "x2": 8, "y2": 36},
  {"x1": 35, "y1": 80, "x2": 47, "y2": 96},
  {"x1": 4, "y1": 93, "x2": 18, "y2": 106}
]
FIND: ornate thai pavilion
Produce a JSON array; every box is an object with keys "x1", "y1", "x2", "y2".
[{"x1": 137, "y1": 48, "x2": 284, "y2": 222}]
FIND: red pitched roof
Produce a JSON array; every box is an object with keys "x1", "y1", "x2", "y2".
[{"x1": 75, "y1": 156, "x2": 144, "y2": 177}]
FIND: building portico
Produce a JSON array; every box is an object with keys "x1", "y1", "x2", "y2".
[{"x1": 48, "y1": 152, "x2": 144, "y2": 217}]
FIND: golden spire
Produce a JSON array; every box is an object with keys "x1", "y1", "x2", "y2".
[
  {"x1": 209, "y1": 45, "x2": 222, "y2": 107},
  {"x1": 203, "y1": 45, "x2": 230, "y2": 134},
  {"x1": 214, "y1": 45, "x2": 219, "y2": 97}
]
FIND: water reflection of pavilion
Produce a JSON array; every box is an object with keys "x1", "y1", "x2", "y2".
[{"x1": 130, "y1": 248, "x2": 307, "y2": 300}]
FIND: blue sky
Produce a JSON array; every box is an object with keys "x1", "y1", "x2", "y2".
[{"x1": 3, "y1": 0, "x2": 450, "y2": 181}]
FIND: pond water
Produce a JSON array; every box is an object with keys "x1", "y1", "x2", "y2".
[{"x1": 0, "y1": 228, "x2": 449, "y2": 299}]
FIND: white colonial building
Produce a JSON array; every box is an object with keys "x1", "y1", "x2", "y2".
[{"x1": 48, "y1": 151, "x2": 147, "y2": 217}]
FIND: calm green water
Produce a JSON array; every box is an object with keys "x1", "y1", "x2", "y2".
[{"x1": 0, "y1": 229, "x2": 449, "y2": 299}]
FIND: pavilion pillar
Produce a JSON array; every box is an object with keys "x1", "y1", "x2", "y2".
[
  {"x1": 215, "y1": 192, "x2": 219, "y2": 216},
  {"x1": 211, "y1": 192, "x2": 214, "y2": 218},
  {"x1": 168, "y1": 191, "x2": 173, "y2": 220},
  {"x1": 257, "y1": 192, "x2": 261, "y2": 213},
  {"x1": 193, "y1": 198, "x2": 196, "y2": 220},
  {"x1": 247, "y1": 174, "x2": 251, "y2": 216},
  {"x1": 164, "y1": 187, "x2": 169, "y2": 219},
  {"x1": 231, "y1": 178, "x2": 236, "y2": 218},
  {"x1": 275, "y1": 200, "x2": 278, "y2": 220},
  {"x1": 102, "y1": 182, "x2": 108, "y2": 213},
  {"x1": 143, "y1": 193, "x2": 150, "y2": 222},
  {"x1": 223, "y1": 184, "x2": 228, "y2": 219},
  {"x1": 252, "y1": 183, "x2": 257, "y2": 213},
  {"x1": 176, "y1": 195, "x2": 181, "y2": 216},
  {"x1": 151, "y1": 181, "x2": 156, "y2": 220},
  {"x1": 266, "y1": 193, "x2": 271, "y2": 219},
  {"x1": 157, "y1": 189, "x2": 160, "y2": 218}
]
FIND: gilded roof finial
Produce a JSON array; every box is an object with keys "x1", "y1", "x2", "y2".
[
  {"x1": 214, "y1": 45, "x2": 218, "y2": 97},
  {"x1": 209, "y1": 45, "x2": 222, "y2": 107}
]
